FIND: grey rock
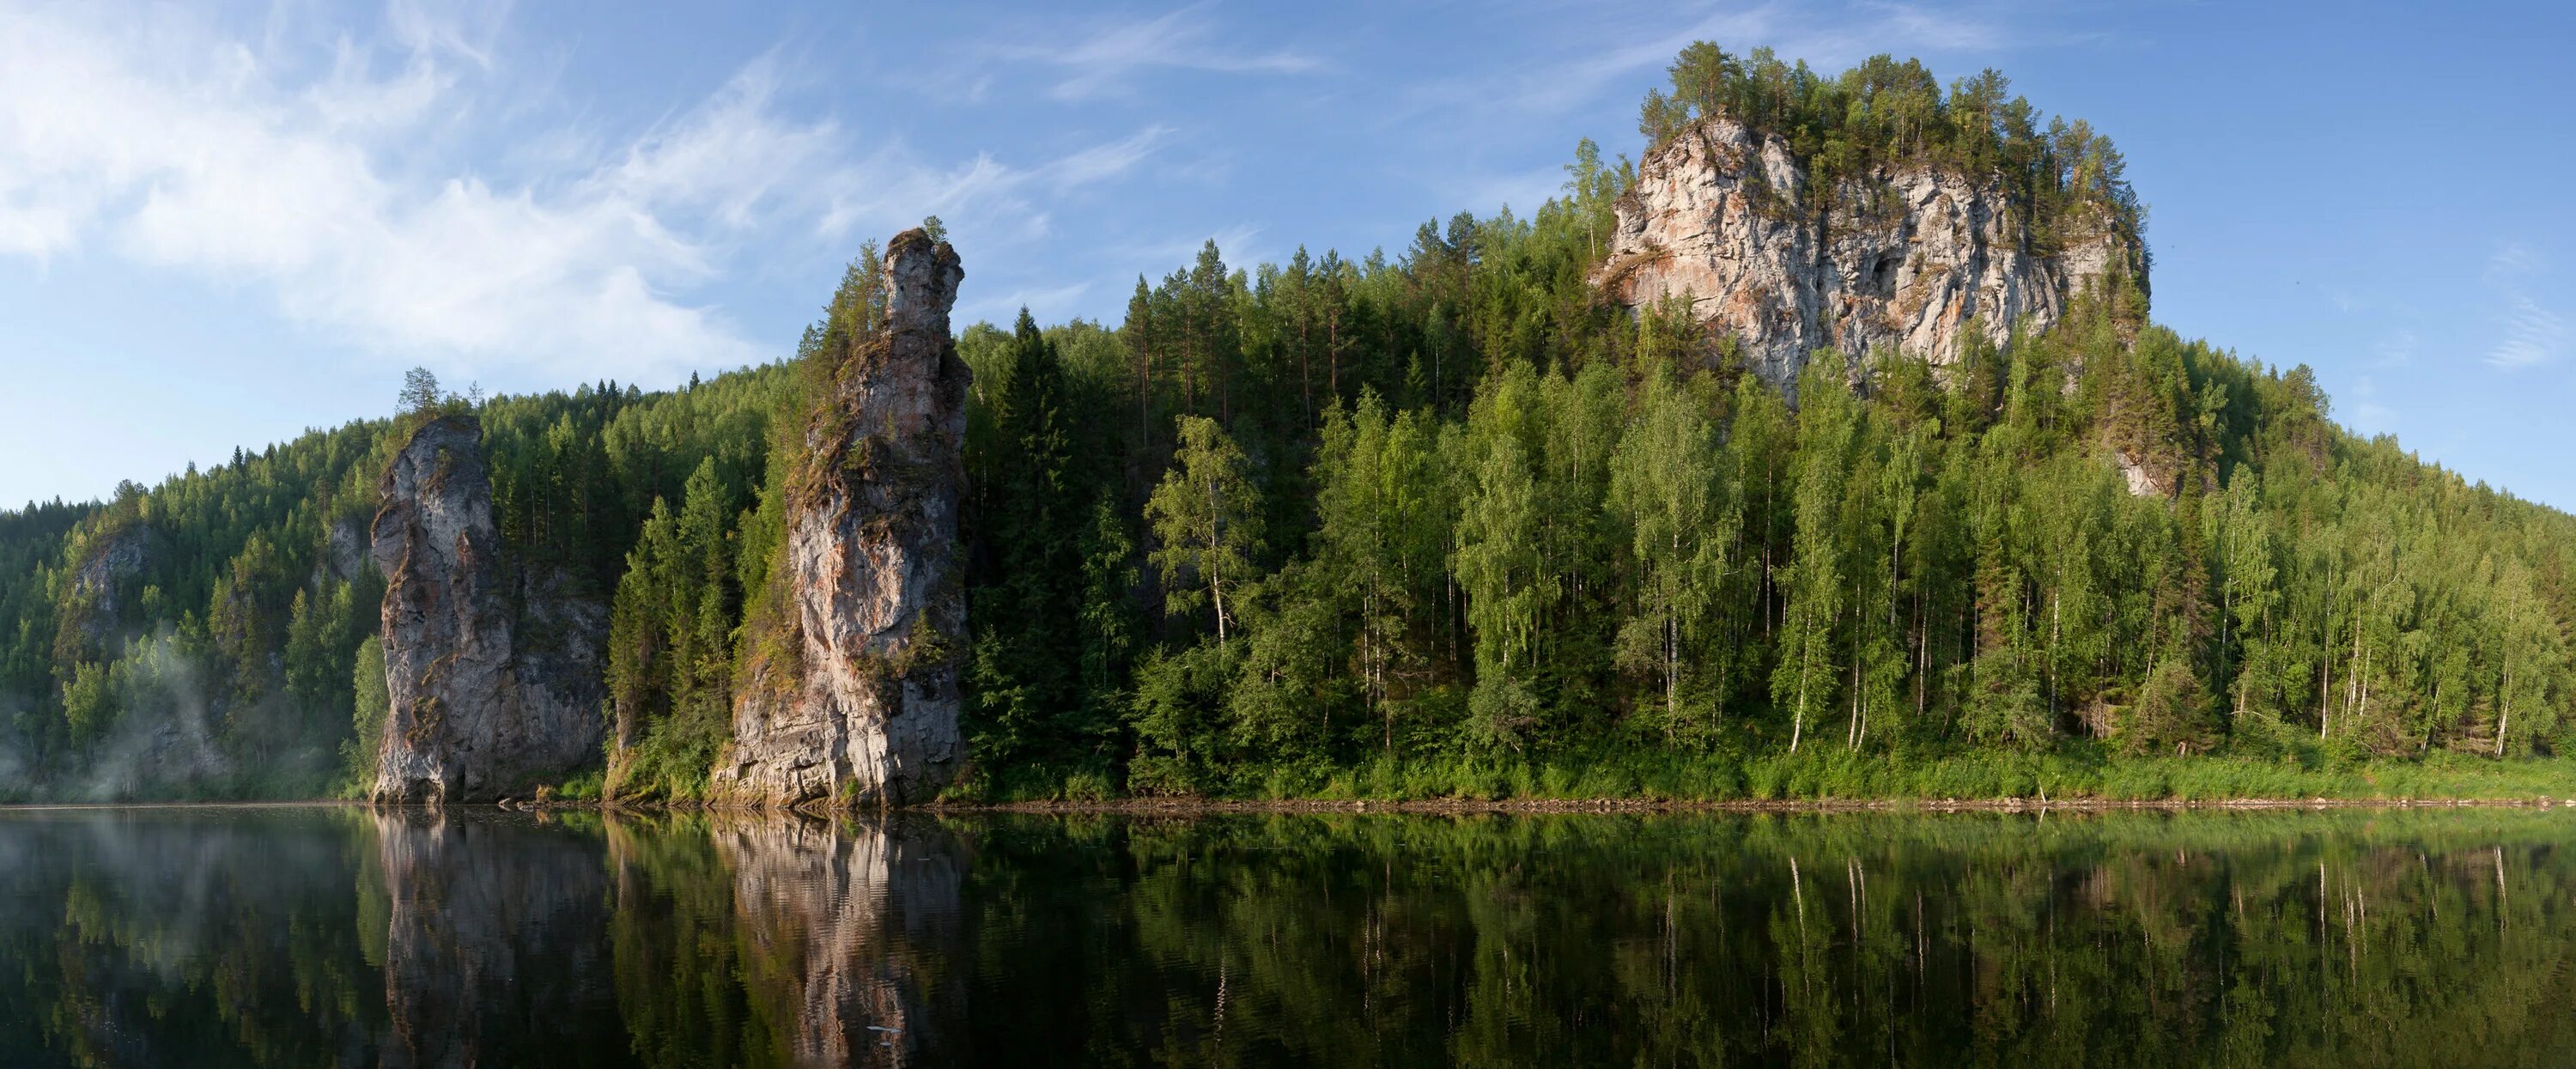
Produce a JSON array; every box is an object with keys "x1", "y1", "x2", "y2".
[
  {"x1": 322, "y1": 515, "x2": 369, "y2": 584},
  {"x1": 712, "y1": 228, "x2": 970, "y2": 809},
  {"x1": 1597, "y1": 115, "x2": 2144, "y2": 392},
  {"x1": 369, "y1": 418, "x2": 604, "y2": 805},
  {"x1": 64, "y1": 522, "x2": 150, "y2": 649}
]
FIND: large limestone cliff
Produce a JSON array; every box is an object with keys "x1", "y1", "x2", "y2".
[
  {"x1": 714, "y1": 229, "x2": 970, "y2": 808},
  {"x1": 1597, "y1": 115, "x2": 2143, "y2": 388},
  {"x1": 371, "y1": 417, "x2": 605, "y2": 804}
]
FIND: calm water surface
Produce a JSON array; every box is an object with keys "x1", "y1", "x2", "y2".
[{"x1": 0, "y1": 805, "x2": 2571, "y2": 1067}]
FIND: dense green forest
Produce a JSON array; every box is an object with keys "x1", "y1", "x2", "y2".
[{"x1": 1, "y1": 44, "x2": 2569, "y2": 802}]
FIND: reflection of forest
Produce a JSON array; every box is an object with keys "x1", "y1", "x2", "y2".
[
  {"x1": 0, "y1": 809, "x2": 386, "y2": 1068},
  {"x1": 0, "y1": 809, "x2": 2573, "y2": 1066},
  {"x1": 1000, "y1": 811, "x2": 2576, "y2": 1067}
]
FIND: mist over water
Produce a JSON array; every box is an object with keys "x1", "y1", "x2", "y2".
[{"x1": 0, "y1": 806, "x2": 2572, "y2": 1066}]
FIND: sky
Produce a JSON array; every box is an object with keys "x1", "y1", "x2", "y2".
[{"x1": 2, "y1": 0, "x2": 2571, "y2": 512}]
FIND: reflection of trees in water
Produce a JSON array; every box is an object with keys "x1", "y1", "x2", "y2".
[
  {"x1": 374, "y1": 809, "x2": 628, "y2": 1069},
  {"x1": 0, "y1": 810, "x2": 384, "y2": 1067},
  {"x1": 605, "y1": 813, "x2": 968, "y2": 1069},
  {"x1": 2, "y1": 809, "x2": 2573, "y2": 1066},
  {"x1": 955, "y1": 811, "x2": 2576, "y2": 1067}
]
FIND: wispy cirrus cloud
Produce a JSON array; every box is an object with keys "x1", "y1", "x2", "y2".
[
  {"x1": 1388, "y1": 0, "x2": 2084, "y2": 126},
  {"x1": 1003, "y1": 5, "x2": 1320, "y2": 101},
  {"x1": 1054, "y1": 125, "x2": 1176, "y2": 188},
  {"x1": 957, "y1": 281, "x2": 1094, "y2": 327},
  {"x1": 2483, "y1": 244, "x2": 2567, "y2": 369},
  {"x1": 0, "y1": 4, "x2": 1168, "y2": 384}
]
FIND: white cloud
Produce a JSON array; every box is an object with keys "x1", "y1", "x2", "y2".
[
  {"x1": 1005, "y1": 6, "x2": 1319, "y2": 101},
  {"x1": 2488, "y1": 295, "x2": 2567, "y2": 370},
  {"x1": 2372, "y1": 328, "x2": 2417, "y2": 367},
  {"x1": 957, "y1": 281, "x2": 1093, "y2": 328},
  {"x1": 0, "y1": 6, "x2": 778, "y2": 379},
  {"x1": 1390, "y1": 0, "x2": 2052, "y2": 126},
  {"x1": 0, "y1": 4, "x2": 1103, "y2": 385},
  {"x1": 2483, "y1": 244, "x2": 2566, "y2": 370},
  {"x1": 609, "y1": 59, "x2": 847, "y2": 233},
  {"x1": 1109, "y1": 222, "x2": 1267, "y2": 284},
  {"x1": 2345, "y1": 374, "x2": 2396, "y2": 434},
  {"x1": 1054, "y1": 125, "x2": 1174, "y2": 189}
]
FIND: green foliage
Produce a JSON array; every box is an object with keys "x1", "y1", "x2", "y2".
[
  {"x1": 338, "y1": 636, "x2": 388, "y2": 796},
  {"x1": 1146, "y1": 416, "x2": 1264, "y2": 643},
  {"x1": 0, "y1": 41, "x2": 2568, "y2": 804},
  {"x1": 1637, "y1": 43, "x2": 2143, "y2": 259},
  {"x1": 936, "y1": 44, "x2": 2576, "y2": 799}
]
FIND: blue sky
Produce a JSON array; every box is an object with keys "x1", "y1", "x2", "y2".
[{"x1": 3, "y1": 1, "x2": 2571, "y2": 511}]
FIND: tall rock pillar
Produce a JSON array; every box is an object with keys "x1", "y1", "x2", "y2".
[
  {"x1": 714, "y1": 228, "x2": 969, "y2": 808},
  {"x1": 370, "y1": 417, "x2": 605, "y2": 804}
]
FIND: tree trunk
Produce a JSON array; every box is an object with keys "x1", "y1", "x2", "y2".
[{"x1": 2496, "y1": 663, "x2": 2511, "y2": 758}]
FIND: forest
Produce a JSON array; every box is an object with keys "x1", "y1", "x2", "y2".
[{"x1": 0, "y1": 44, "x2": 2568, "y2": 802}]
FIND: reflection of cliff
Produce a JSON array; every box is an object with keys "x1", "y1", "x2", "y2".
[
  {"x1": 374, "y1": 811, "x2": 626, "y2": 1069},
  {"x1": 713, "y1": 815, "x2": 969, "y2": 1067}
]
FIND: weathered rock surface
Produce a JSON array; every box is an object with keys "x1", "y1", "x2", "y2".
[
  {"x1": 370, "y1": 417, "x2": 605, "y2": 805},
  {"x1": 61, "y1": 521, "x2": 150, "y2": 651},
  {"x1": 2114, "y1": 448, "x2": 2166, "y2": 499},
  {"x1": 1596, "y1": 115, "x2": 2144, "y2": 390},
  {"x1": 713, "y1": 229, "x2": 970, "y2": 808},
  {"x1": 315, "y1": 515, "x2": 370, "y2": 586}
]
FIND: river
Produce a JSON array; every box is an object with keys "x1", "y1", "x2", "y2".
[{"x1": 0, "y1": 805, "x2": 2568, "y2": 1066}]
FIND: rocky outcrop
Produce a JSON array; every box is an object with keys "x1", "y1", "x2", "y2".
[
  {"x1": 2114, "y1": 449, "x2": 2166, "y2": 499},
  {"x1": 312, "y1": 515, "x2": 370, "y2": 587},
  {"x1": 370, "y1": 417, "x2": 605, "y2": 805},
  {"x1": 1596, "y1": 115, "x2": 2144, "y2": 390},
  {"x1": 713, "y1": 229, "x2": 970, "y2": 808},
  {"x1": 58, "y1": 521, "x2": 150, "y2": 653}
]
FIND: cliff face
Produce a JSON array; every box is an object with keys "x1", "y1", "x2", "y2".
[
  {"x1": 1597, "y1": 115, "x2": 2142, "y2": 389},
  {"x1": 58, "y1": 521, "x2": 150, "y2": 653},
  {"x1": 713, "y1": 229, "x2": 970, "y2": 808},
  {"x1": 370, "y1": 417, "x2": 605, "y2": 804}
]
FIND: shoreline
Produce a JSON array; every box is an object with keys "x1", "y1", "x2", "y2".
[
  {"x1": 919, "y1": 794, "x2": 2573, "y2": 816},
  {"x1": 6, "y1": 795, "x2": 2569, "y2": 817}
]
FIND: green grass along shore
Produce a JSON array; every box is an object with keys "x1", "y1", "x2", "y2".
[
  {"x1": 37, "y1": 743, "x2": 2562, "y2": 811},
  {"x1": 906, "y1": 749, "x2": 2576, "y2": 810}
]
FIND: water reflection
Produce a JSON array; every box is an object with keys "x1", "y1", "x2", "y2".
[
  {"x1": 0, "y1": 806, "x2": 2570, "y2": 1066},
  {"x1": 375, "y1": 810, "x2": 625, "y2": 1067}
]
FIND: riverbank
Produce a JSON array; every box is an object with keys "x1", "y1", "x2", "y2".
[
  {"x1": 7, "y1": 793, "x2": 2571, "y2": 817},
  {"x1": 937, "y1": 750, "x2": 2576, "y2": 811},
  {"x1": 924, "y1": 794, "x2": 2574, "y2": 816},
  {"x1": 13, "y1": 752, "x2": 2576, "y2": 814}
]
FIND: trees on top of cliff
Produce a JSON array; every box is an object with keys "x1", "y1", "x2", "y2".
[{"x1": 1636, "y1": 43, "x2": 2141, "y2": 250}]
